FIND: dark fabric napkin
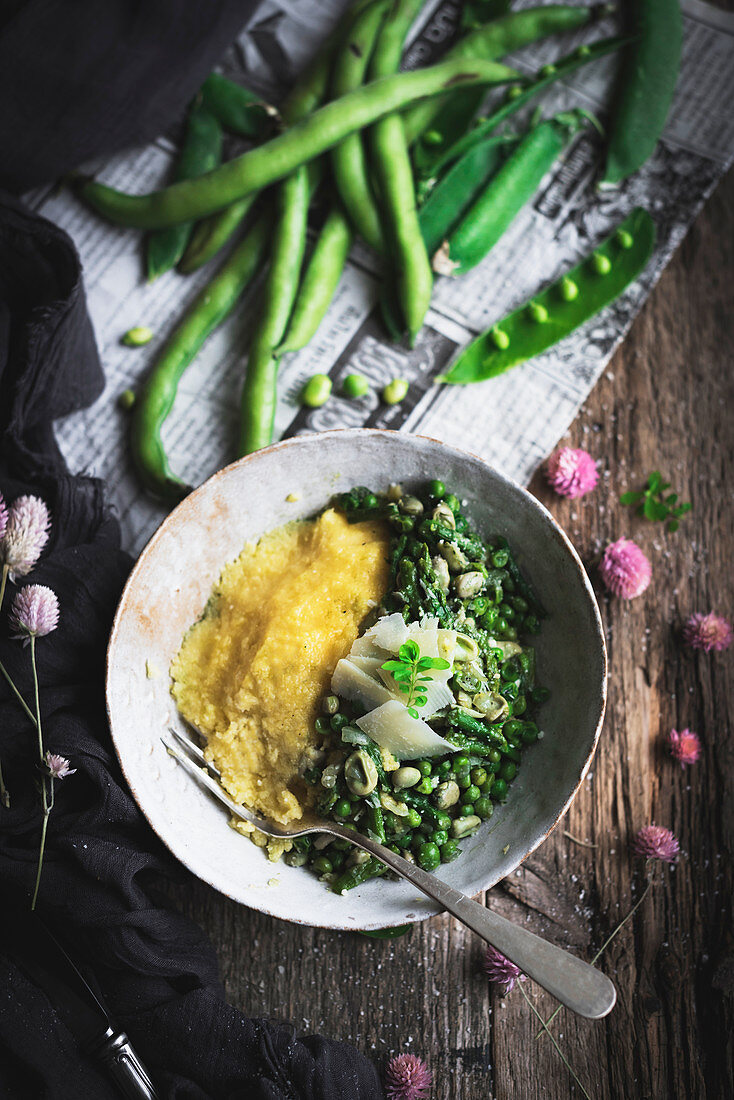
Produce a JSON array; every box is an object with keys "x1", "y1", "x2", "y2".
[{"x1": 0, "y1": 2, "x2": 383, "y2": 1096}]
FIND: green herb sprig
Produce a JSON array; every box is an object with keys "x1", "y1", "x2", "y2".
[
  {"x1": 381, "y1": 639, "x2": 450, "y2": 719},
  {"x1": 619, "y1": 471, "x2": 691, "y2": 532}
]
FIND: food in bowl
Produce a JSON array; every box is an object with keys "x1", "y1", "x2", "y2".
[{"x1": 171, "y1": 479, "x2": 549, "y2": 889}]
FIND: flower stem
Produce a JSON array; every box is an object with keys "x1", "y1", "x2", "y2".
[
  {"x1": 0, "y1": 563, "x2": 9, "y2": 613},
  {"x1": 29, "y1": 634, "x2": 50, "y2": 910},
  {"x1": 0, "y1": 657, "x2": 38, "y2": 726},
  {"x1": 535, "y1": 878, "x2": 653, "y2": 1040},
  {"x1": 519, "y1": 982, "x2": 591, "y2": 1100}
]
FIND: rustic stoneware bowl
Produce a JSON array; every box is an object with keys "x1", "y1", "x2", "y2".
[{"x1": 106, "y1": 429, "x2": 607, "y2": 931}]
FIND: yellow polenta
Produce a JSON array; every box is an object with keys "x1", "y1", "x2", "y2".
[{"x1": 170, "y1": 508, "x2": 389, "y2": 829}]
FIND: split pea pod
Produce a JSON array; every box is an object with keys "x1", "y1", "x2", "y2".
[
  {"x1": 76, "y1": 56, "x2": 518, "y2": 229},
  {"x1": 275, "y1": 204, "x2": 354, "y2": 356},
  {"x1": 438, "y1": 208, "x2": 656, "y2": 385},
  {"x1": 130, "y1": 209, "x2": 271, "y2": 499},
  {"x1": 424, "y1": 36, "x2": 625, "y2": 179},
  {"x1": 199, "y1": 73, "x2": 275, "y2": 138},
  {"x1": 237, "y1": 170, "x2": 311, "y2": 455},
  {"x1": 402, "y1": 3, "x2": 602, "y2": 147},
  {"x1": 602, "y1": 0, "x2": 682, "y2": 184},
  {"x1": 146, "y1": 100, "x2": 223, "y2": 281},
  {"x1": 418, "y1": 131, "x2": 518, "y2": 256},
  {"x1": 432, "y1": 112, "x2": 588, "y2": 277},
  {"x1": 329, "y1": 0, "x2": 389, "y2": 253},
  {"x1": 369, "y1": 0, "x2": 433, "y2": 345}
]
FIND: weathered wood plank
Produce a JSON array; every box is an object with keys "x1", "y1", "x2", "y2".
[{"x1": 164, "y1": 166, "x2": 734, "y2": 1099}]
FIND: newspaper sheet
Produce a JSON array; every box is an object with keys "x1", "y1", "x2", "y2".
[{"x1": 28, "y1": 0, "x2": 734, "y2": 556}]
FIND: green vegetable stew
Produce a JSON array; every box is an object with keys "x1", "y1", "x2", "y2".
[{"x1": 289, "y1": 480, "x2": 549, "y2": 893}]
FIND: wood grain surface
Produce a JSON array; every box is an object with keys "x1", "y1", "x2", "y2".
[{"x1": 162, "y1": 167, "x2": 734, "y2": 1099}]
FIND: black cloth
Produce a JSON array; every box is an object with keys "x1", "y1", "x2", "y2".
[{"x1": 0, "y1": 2, "x2": 383, "y2": 1096}]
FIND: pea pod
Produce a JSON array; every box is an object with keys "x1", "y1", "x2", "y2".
[
  {"x1": 178, "y1": 195, "x2": 256, "y2": 273},
  {"x1": 130, "y1": 208, "x2": 271, "y2": 499},
  {"x1": 275, "y1": 203, "x2": 353, "y2": 356},
  {"x1": 76, "y1": 56, "x2": 518, "y2": 229},
  {"x1": 602, "y1": 0, "x2": 682, "y2": 184},
  {"x1": 369, "y1": 0, "x2": 433, "y2": 346},
  {"x1": 403, "y1": 3, "x2": 601, "y2": 148},
  {"x1": 146, "y1": 101, "x2": 223, "y2": 281},
  {"x1": 438, "y1": 208, "x2": 656, "y2": 385},
  {"x1": 329, "y1": 0, "x2": 389, "y2": 253},
  {"x1": 418, "y1": 131, "x2": 518, "y2": 255},
  {"x1": 422, "y1": 35, "x2": 625, "y2": 180},
  {"x1": 199, "y1": 72, "x2": 274, "y2": 138},
  {"x1": 432, "y1": 111, "x2": 588, "y2": 277},
  {"x1": 238, "y1": 169, "x2": 311, "y2": 456}
]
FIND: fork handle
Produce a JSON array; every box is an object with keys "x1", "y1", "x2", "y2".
[{"x1": 341, "y1": 832, "x2": 616, "y2": 1019}]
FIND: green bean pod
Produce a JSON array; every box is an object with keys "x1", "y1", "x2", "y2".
[
  {"x1": 403, "y1": 3, "x2": 601, "y2": 147},
  {"x1": 432, "y1": 112, "x2": 586, "y2": 277},
  {"x1": 329, "y1": 0, "x2": 389, "y2": 253},
  {"x1": 76, "y1": 56, "x2": 518, "y2": 229},
  {"x1": 423, "y1": 36, "x2": 625, "y2": 179},
  {"x1": 418, "y1": 131, "x2": 518, "y2": 255},
  {"x1": 332, "y1": 856, "x2": 386, "y2": 893},
  {"x1": 146, "y1": 101, "x2": 223, "y2": 281},
  {"x1": 199, "y1": 73, "x2": 275, "y2": 138},
  {"x1": 275, "y1": 204, "x2": 353, "y2": 355},
  {"x1": 179, "y1": 194, "x2": 257, "y2": 273},
  {"x1": 602, "y1": 0, "x2": 682, "y2": 184},
  {"x1": 369, "y1": 0, "x2": 433, "y2": 345},
  {"x1": 238, "y1": 170, "x2": 311, "y2": 455},
  {"x1": 438, "y1": 208, "x2": 656, "y2": 385},
  {"x1": 130, "y1": 210, "x2": 271, "y2": 499}
]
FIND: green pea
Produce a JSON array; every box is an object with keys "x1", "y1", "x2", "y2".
[
  {"x1": 616, "y1": 228, "x2": 634, "y2": 249},
  {"x1": 592, "y1": 251, "x2": 612, "y2": 275},
  {"x1": 470, "y1": 767, "x2": 487, "y2": 787},
  {"x1": 436, "y1": 760, "x2": 452, "y2": 778},
  {"x1": 501, "y1": 658, "x2": 520, "y2": 681},
  {"x1": 457, "y1": 773, "x2": 471, "y2": 790},
  {"x1": 459, "y1": 804, "x2": 475, "y2": 817},
  {"x1": 431, "y1": 829, "x2": 449, "y2": 848},
  {"x1": 417, "y1": 842, "x2": 441, "y2": 872},
  {"x1": 314, "y1": 717, "x2": 330, "y2": 735},
  {"x1": 452, "y1": 754, "x2": 469, "y2": 771},
  {"x1": 512, "y1": 694, "x2": 527, "y2": 716},
  {"x1": 396, "y1": 832, "x2": 413, "y2": 849},
  {"x1": 540, "y1": 63, "x2": 557, "y2": 76},
  {"x1": 444, "y1": 493, "x2": 461, "y2": 514},
  {"x1": 576, "y1": 44, "x2": 592, "y2": 58},
  {"x1": 530, "y1": 685, "x2": 550, "y2": 704},
  {"x1": 511, "y1": 596, "x2": 529, "y2": 614},
  {"x1": 416, "y1": 777, "x2": 433, "y2": 795},
  {"x1": 491, "y1": 778, "x2": 508, "y2": 801},
  {"x1": 499, "y1": 760, "x2": 517, "y2": 782},
  {"x1": 121, "y1": 325, "x2": 153, "y2": 347},
  {"x1": 331, "y1": 838, "x2": 351, "y2": 851},
  {"x1": 301, "y1": 373, "x2": 332, "y2": 407},
  {"x1": 475, "y1": 796, "x2": 493, "y2": 820},
  {"x1": 487, "y1": 748, "x2": 502, "y2": 765},
  {"x1": 505, "y1": 84, "x2": 523, "y2": 102},
  {"x1": 528, "y1": 300, "x2": 548, "y2": 324},
  {"x1": 503, "y1": 718, "x2": 523, "y2": 740},
  {"x1": 523, "y1": 614, "x2": 541, "y2": 635},
  {"x1": 311, "y1": 856, "x2": 333, "y2": 875},
  {"x1": 499, "y1": 601, "x2": 516, "y2": 622},
  {"x1": 333, "y1": 798, "x2": 351, "y2": 818},
  {"x1": 406, "y1": 808, "x2": 422, "y2": 828},
  {"x1": 329, "y1": 850, "x2": 346, "y2": 871},
  {"x1": 330, "y1": 712, "x2": 348, "y2": 732},
  {"x1": 411, "y1": 832, "x2": 426, "y2": 853},
  {"x1": 322, "y1": 695, "x2": 340, "y2": 715},
  {"x1": 440, "y1": 840, "x2": 461, "y2": 863},
  {"x1": 117, "y1": 388, "x2": 136, "y2": 411},
  {"x1": 382, "y1": 378, "x2": 409, "y2": 405},
  {"x1": 428, "y1": 479, "x2": 446, "y2": 499},
  {"x1": 423, "y1": 129, "x2": 444, "y2": 146},
  {"x1": 522, "y1": 723, "x2": 539, "y2": 744},
  {"x1": 416, "y1": 760, "x2": 432, "y2": 777},
  {"x1": 491, "y1": 549, "x2": 509, "y2": 568},
  {"x1": 495, "y1": 616, "x2": 509, "y2": 634},
  {"x1": 462, "y1": 784, "x2": 481, "y2": 804},
  {"x1": 342, "y1": 372, "x2": 369, "y2": 398},
  {"x1": 490, "y1": 326, "x2": 510, "y2": 350},
  {"x1": 480, "y1": 608, "x2": 498, "y2": 630},
  {"x1": 560, "y1": 276, "x2": 578, "y2": 301}
]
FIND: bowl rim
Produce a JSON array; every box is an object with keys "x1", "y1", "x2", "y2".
[{"x1": 106, "y1": 428, "x2": 607, "y2": 928}]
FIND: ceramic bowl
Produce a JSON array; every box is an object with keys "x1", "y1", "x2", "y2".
[{"x1": 106, "y1": 429, "x2": 606, "y2": 931}]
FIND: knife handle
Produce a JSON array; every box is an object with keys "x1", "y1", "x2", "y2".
[{"x1": 90, "y1": 1029, "x2": 159, "y2": 1100}]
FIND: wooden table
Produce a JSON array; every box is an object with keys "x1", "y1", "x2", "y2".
[{"x1": 164, "y1": 167, "x2": 734, "y2": 1099}]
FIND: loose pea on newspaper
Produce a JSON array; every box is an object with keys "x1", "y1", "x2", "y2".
[{"x1": 437, "y1": 207, "x2": 655, "y2": 385}]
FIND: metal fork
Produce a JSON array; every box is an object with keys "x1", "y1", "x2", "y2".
[{"x1": 163, "y1": 727, "x2": 616, "y2": 1019}]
